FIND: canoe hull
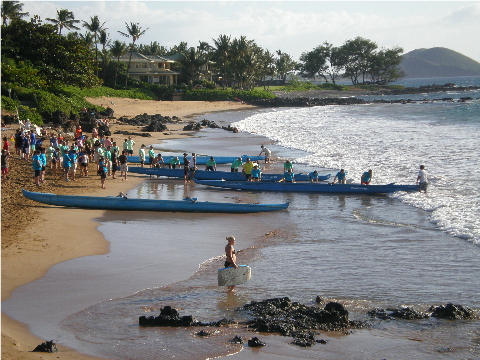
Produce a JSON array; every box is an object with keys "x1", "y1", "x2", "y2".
[
  {"x1": 22, "y1": 189, "x2": 289, "y2": 213},
  {"x1": 194, "y1": 180, "x2": 419, "y2": 194},
  {"x1": 129, "y1": 167, "x2": 331, "y2": 182},
  {"x1": 127, "y1": 155, "x2": 265, "y2": 165}
]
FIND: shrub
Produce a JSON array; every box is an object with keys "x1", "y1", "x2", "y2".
[{"x1": 1, "y1": 96, "x2": 20, "y2": 111}]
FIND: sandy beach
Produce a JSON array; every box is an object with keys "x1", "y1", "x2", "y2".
[{"x1": 1, "y1": 99, "x2": 256, "y2": 359}]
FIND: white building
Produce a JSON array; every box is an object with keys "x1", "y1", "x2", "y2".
[{"x1": 118, "y1": 52, "x2": 181, "y2": 85}]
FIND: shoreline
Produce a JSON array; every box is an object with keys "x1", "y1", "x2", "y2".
[{"x1": 1, "y1": 100, "x2": 256, "y2": 360}]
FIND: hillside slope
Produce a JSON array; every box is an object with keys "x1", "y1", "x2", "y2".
[{"x1": 400, "y1": 47, "x2": 480, "y2": 78}]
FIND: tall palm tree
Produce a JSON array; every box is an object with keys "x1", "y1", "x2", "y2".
[
  {"x1": 118, "y1": 22, "x2": 148, "y2": 89},
  {"x1": 110, "y1": 40, "x2": 127, "y2": 89},
  {"x1": 1, "y1": 1, "x2": 29, "y2": 25},
  {"x1": 46, "y1": 8, "x2": 80, "y2": 34},
  {"x1": 83, "y1": 15, "x2": 106, "y2": 75},
  {"x1": 98, "y1": 29, "x2": 110, "y2": 81},
  {"x1": 212, "y1": 34, "x2": 231, "y2": 89}
]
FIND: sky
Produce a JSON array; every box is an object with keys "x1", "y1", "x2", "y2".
[{"x1": 20, "y1": 1, "x2": 480, "y2": 63}]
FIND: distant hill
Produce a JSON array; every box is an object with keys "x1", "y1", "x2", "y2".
[{"x1": 400, "y1": 47, "x2": 480, "y2": 78}]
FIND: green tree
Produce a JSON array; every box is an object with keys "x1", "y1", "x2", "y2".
[
  {"x1": 1, "y1": 1, "x2": 28, "y2": 25},
  {"x1": 109, "y1": 40, "x2": 127, "y2": 89},
  {"x1": 367, "y1": 47, "x2": 405, "y2": 84},
  {"x1": 83, "y1": 15, "x2": 106, "y2": 76},
  {"x1": 276, "y1": 50, "x2": 296, "y2": 84},
  {"x1": 179, "y1": 46, "x2": 208, "y2": 84},
  {"x1": 1, "y1": 19, "x2": 101, "y2": 88},
  {"x1": 339, "y1": 37, "x2": 378, "y2": 84},
  {"x1": 212, "y1": 34, "x2": 231, "y2": 89},
  {"x1": 259, "y1": 49, "x2": 276, "y2": 90},
  {"x1": 118, "y1": 22, "x2": 148, "y2": 88},
  {"x1": 45, "y1": 8, "x2": 80, "y2": 34}
]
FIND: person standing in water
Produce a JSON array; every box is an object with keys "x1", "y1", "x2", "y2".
[
  {"x1": 225, "y1": 236, "x2": 238, "y2": 292},
  {"x1": 416, "y1": 165, "x2": 429, "y2": 193}
]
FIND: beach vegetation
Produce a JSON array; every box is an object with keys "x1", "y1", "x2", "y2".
[{"x1": 184, "y1": 89, "x2": 275, "y2": 102}]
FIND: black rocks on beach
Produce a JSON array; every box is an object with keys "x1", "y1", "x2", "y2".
[
  {"x1": 368, "y1": 303, "x2": 476, "y2": 321},
  {"x1": 32, "y1": 340, "x2": 58, "y2": 353},
  {"x1": 138, "y1": 306, "x2": 236, "y2": 327},
  {"x1": 239, "y1": 297, "x2": 364, "y2": 335},
  {"x1": 429, "y1": 303, "x2": 476, "y2": 320}
]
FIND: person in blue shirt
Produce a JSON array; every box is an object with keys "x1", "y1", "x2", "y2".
[
  {"x1": 32, "y1": 149, "x2": 42, "y2": 186},
  {"x1": 333, "y1": 169, "x2": 347, "y2": 184},
  {"x1": 63, "y1": 152, "x2": 72, "y2": 181},
  {"x1": 361, "y1": 169, "x2": 373, "y2": 185},
  {"x1": 29, "y1": 130, "x2": 36, "y2": 152},
  {"x1": 308, "y1": 170, "x2": 319, "y2": 182},
  {"x1": 283, "y1": 169, "x2": 295, "y2": 183},
  {"x1": 251, "y1": 165, "x2": 262, "y2": 181},
  {"x1": 39, "y1": 147, "x2": 47, "y2": 184}
]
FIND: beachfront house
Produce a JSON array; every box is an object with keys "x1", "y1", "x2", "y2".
[{"x1": 118, "y1": 52, "x2": 181, "y2": 85}]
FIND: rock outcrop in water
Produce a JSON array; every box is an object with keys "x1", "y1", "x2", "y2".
[
  {"x1": 368, "y1": 303, "x2": 476, "y2": 321},
  {"x1": 239, "y1": 297, "x2": 365, "y2": 335}
]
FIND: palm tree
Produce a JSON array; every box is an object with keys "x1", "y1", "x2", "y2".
[
  {"x1": 1, "y1": 1, "x2": 29, "y2": 25},
  {"x1": 46, "y1": 8, "x2": 80, "y2": 34},
  {"x1": 98, "y1": 29, "x2": 111, "y2": 81},
  {"x1": 110, "y1": 40, "x2": 127, "y2": 89},
  {"x1": 118, "y1": 22, "x2": 148, "y2": 89},
  {"x1": 83, "y1": 15, "x2": 106, "y2": 75},
  {"x1": 212, "y1": 34, "x2": 231, "y2": 89}
]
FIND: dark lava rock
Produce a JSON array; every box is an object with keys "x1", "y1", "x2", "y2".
[
  {"x1": 230, "y1": 335, "x2": 244, "y2": 344},
  {"x1": 114, "y1": 130, "x2": 152, "y2": 137},
  {"x1": 200, "y1": 119, "x2": 220, "y2": 128},
  {"x1": 291, "y1": 332, "x2": 316, "y2": 347},
  {"x1": 316, "y1": 339, "x2": 328, "y2": 344},
  {"x1": 143, "y1": 120, "x2": 168, "y2": 132},
  {"x1": 32, "y1": 340, "x2": 58, "y2": 353},
  {"x1": 183, "y1": 122, "x2": 202, "y2": 131},
  {"x1": 195, "y1": 330, "x2": 211, "y2": 336},
  {"x1": 239, "y1": 297, "x2": 363, "y2": 335},
  {"x1": 139, "y1": 306, "x2": 201, "y2": 327},
  {"x1": 248, "y1": 337, "x2": 266, "y2": 347},
  {"x1": 368, "y1": 307, "x2": 428, "y2": 320},
  {"x1": 315, "y1": 296, "x2": 326, "y2": 305},
  {"x1": 429, "y1": 303, "x2": 475, "y2": 320}
]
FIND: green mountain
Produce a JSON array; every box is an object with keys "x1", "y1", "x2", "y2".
[{"x1": 400, "y1": 47, "x2": 480, "y2": 78}]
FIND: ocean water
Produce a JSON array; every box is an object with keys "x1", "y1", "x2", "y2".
[{"x1": 4, "y1": 80, "x2": 480, "y2": 360}]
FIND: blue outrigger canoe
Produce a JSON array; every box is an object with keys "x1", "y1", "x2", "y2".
[
  {"x1": 128, "y1": 167, "x2": 331, "y2": 182},
  {"x1": 22, "y1": 189, "x2": 289, "y2": 213},
  {"x1": 194, "y1": 180, "x2": 419, "y2": 195},
  {"x1": 127, "y1": 155, "x2": 265, "y2": 165}
]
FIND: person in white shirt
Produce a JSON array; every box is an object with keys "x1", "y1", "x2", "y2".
[
  {"x1": 259, "y1": 145, "x2": 271, "y2": 163},
  {"x1": 416, "y1": 165, "x2": 429, "y2": 193}
]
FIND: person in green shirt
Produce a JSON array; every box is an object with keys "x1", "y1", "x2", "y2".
[
  {"x1": 284, "y1": 160, "x2": 293, "y2": 172},
  {"x1": 126, "y1": 136, "x2": 135, "y2": 155},
  {"x1": 139, "y1": 144, "x2": 146, "y2": 168},
  {"x1": 148, "y1": 145, "x2": 155, "y2": 167},
  {"x1": 169, "y1": 156, "x2": 180, "y2": 169},
  {"x1": 231, "y1": 157, "x2": 243, "y2": 172},
  {"x1": 205, "y1": 156, "x2": 216, "y2": 171}
]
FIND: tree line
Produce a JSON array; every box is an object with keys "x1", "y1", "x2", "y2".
[{"x1": 1, "y1": 0, "x2": 405, "y2": 91}]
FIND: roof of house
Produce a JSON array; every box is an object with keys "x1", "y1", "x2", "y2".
[{"x1": 118, "y1": 52, "x2": 176, "y2": 63}]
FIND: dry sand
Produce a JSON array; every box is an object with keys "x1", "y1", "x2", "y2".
[{"x1": 1, "y1": 99, "x2": 255, "y2": 360}]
